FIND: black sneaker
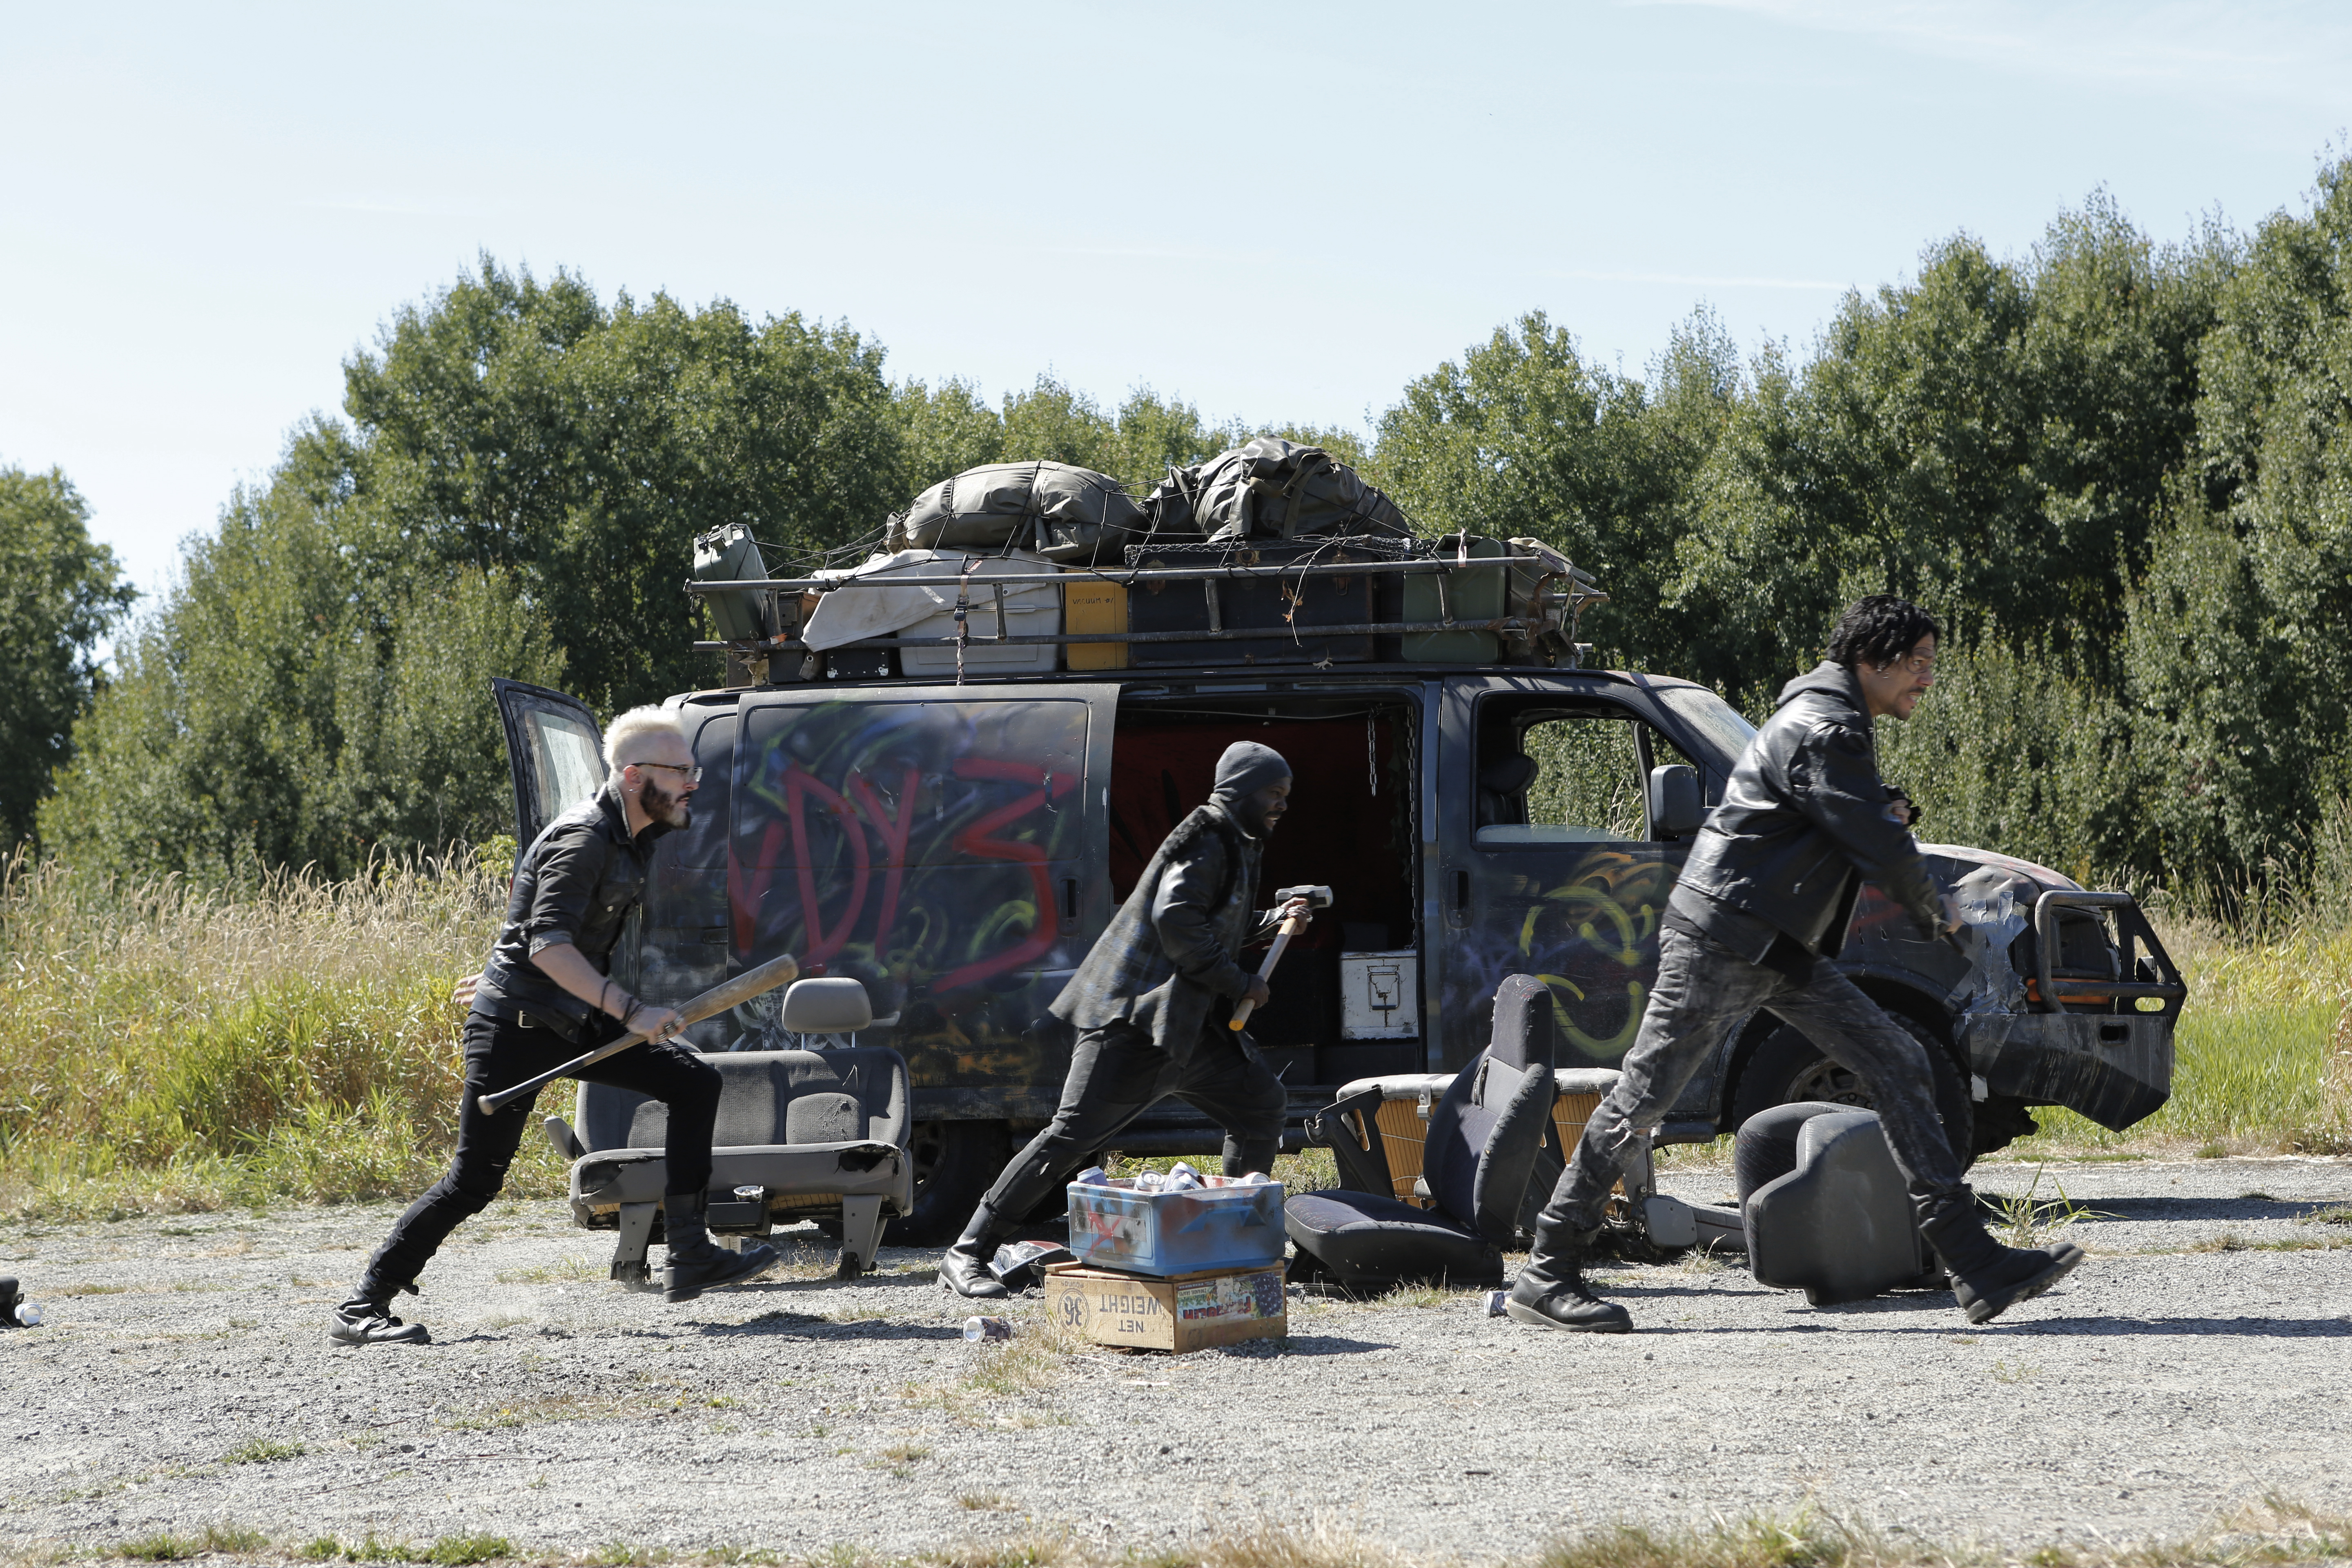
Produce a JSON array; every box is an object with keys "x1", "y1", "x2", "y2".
[{"x1": 327, "y1": 1297, "x2": 430, "y2": 1346}]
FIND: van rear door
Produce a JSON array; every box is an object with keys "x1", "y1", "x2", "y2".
[
  {"x1": 728, "y1": 683, "x2": 1119, "y2": 1110},
  {"x1": 490, "y1": 678, "x2": 608, "y2": 852}
]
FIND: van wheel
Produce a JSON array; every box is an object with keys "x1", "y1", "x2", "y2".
[
  {"x1": 1727, "y1": 1014, "x2": 1975, "y2": 1174},
  {"x1": 882, "y1": 1120, "x2": 1011, "y2": 1246}
]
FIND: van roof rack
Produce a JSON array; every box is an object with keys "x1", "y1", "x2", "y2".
[{"x1": 683, "y1": 545, "x2": 1607, "y2": 678}]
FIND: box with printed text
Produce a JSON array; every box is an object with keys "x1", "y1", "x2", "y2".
[{"x1": 1041, "y1": 1262, "x2": 1287, "y2": 1352}]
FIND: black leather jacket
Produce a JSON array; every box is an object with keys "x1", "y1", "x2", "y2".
[
  {"x1": 1666, "y1": 661, "x2": 1944, "y2": 962},
  {"x1": 474, "y1": 781, "x2": 675, "y2": 1034}
]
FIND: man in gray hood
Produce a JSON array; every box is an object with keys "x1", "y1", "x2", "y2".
[
  {"x1": 1508, "y1": 595, "x2": 2085, "y2": 1333},
  {"x1": 939, "y1": 741, "x2": 1310, "y2": 1298}
]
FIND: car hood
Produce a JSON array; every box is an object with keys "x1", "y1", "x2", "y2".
[{"x1": 1918, "y1": 842, "x2": 2085, "y2": 894}]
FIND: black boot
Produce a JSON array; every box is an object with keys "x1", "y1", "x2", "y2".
[
  {"x1": 1505, "y1": 1218, "x2": 1633, "y2": 1334},
  {"x1": 661, "y1": 1191, "x2": 779, "y2": 1303},
  {"x1": 939, "y1": 1207, "x2": 1013, "y2": 1300},
  {"x1": 327, "y1": 1283, "x2": 429, "y2": 1347},
  {"x1": 1917, "y1": 1190, "x2": 2084, "y2": 1325}
]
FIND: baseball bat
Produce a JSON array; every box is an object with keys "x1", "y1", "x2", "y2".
[{"x1": 474, "y1": 952, "x2": 800, "y2": 1115}]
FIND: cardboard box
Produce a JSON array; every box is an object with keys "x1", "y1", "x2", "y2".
[
  {"x1": 1062, "y1": 579, "x2": 1127, "y2": 670},
  {"x1": 1043, "y1": 1263, "x2": 1287, "y2": 1352}
]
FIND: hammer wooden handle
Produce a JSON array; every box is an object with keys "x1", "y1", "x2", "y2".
[
  {"x1": 1229, "y1": 912, "x2": 1309, "y2": 1030},
  {"x1": 474, "y1": 952, "x2": 800, "y2": 1115}
]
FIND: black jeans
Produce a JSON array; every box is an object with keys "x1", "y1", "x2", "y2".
[
  {"x1": 359, "y1": 1008, "x2": 722, "y2": 1297},
  {"x1": 1537, "y1": 927, "x2": 1967, "y2": 1236},
  {"x1": 977, "y1": 1020, "x2": 1289, "y2": 1227}
]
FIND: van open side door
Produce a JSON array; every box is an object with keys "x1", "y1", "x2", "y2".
[{"x1": 490, "y1": 678, "x2": 608, "y2": 854}]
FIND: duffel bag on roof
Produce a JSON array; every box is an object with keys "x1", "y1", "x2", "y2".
[
  {"x1": 1148, "y1": 437, "x2": 1412, "y2": 543},
  {"x1": 887, "y1": 460, "x2": 1150, "y2": 566}
]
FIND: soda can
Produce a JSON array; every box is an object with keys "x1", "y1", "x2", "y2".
[
  {"x1": 1481, "y1": 1290, "x2": 1509, "y2": 1318},
  {"x1": 962, "y1": 1316, "x2": 1011, "y2": 1342}
]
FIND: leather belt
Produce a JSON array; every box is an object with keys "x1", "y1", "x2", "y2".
[{"x1": 516, "y1": 1009, "x2": 584, "y2": 1044}]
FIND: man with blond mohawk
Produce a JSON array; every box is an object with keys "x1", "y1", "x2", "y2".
[{"x1": 329, "y1": 706, "x2": 775, "y2": 1345}]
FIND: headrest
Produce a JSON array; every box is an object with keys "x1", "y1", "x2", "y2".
[
  {"x1": 1421, "y1": 976, "x2": 1560, "y2": 1243},
  {"x1": 778, "y1": 976, "x2": 874, "y2": 1033},
  {"x1": 1485, "y1": 974, "x2": 1556, "y2": 1074},
  {"x1": 1480, "y1": 754, "x2": 1538, "y2": 795}
]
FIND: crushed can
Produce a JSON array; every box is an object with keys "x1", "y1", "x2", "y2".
[{"x1": 962, "y1": 1316, "x2": 1011, "y2": 1342}]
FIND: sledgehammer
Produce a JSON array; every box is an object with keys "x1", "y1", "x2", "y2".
[
  {"x1": 1229, "y1": 884, "x2": 1333, "y2": 1030},
  {"x1": 475, "y1": 953, "x2": 800, "y2": 1115}
]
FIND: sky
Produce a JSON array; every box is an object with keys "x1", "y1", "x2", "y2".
[{"x1": 4, "y1": 1, "x2": 2348, "y2": 605}]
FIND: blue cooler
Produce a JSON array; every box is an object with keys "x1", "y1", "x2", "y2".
[{"x1": 1066, "y1": 1179, "x2": 1287, "y2": 1277}]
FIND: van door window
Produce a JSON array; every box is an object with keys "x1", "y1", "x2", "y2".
[
  {"x1": 490, "y1": 679, "x2": 609, "y2": 849},
  {"x1": 1508, "y1": 715, "x2": 1645, "y2": 844}
]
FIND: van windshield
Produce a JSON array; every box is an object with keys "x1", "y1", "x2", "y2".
[{"x1": 1655, "y1": 686, "x2": 1757, "y2": 769}]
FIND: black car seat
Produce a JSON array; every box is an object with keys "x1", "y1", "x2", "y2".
[
  {"x1": 1285, "y1": 974, "x2": 1558, "y2": 1292},
  {"x1": 1476, "y1": 754, "x2": 1539, "y2": 828},
  {"x1": 1737, "y1": 1101, "x2": 1940, "y2": 1305}
]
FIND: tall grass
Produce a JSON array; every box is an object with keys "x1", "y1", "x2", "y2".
[
  {"x1": 0, "y1": 847, "x2": 566, "y2": 1220},
  {"x1": 2005, "y1": 908, "x2": 2352, "y2": 1157},
  {"x1": 4, "y1": 848, "x2": 2349, "y2": 1222}
]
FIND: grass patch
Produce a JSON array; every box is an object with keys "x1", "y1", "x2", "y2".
[
  {"x1": 1989, "y1": 1166, "x2": 2103, "y2": 1249},
  {"x1": 114, "y1": 1523, "x2": 267, "y2": 1560},
  {"x1": 290, "y1": 1534, "x2": 512, "y2": 1564},
  {"x1": 222, "y1": 1436, "x2": 306, "y2": 1464},
  {"x1": 904, "y1": 1312, "x2": 1093, "y2": 1421}
]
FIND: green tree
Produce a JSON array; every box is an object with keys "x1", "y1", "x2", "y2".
[
  {"x1": 1369, "y1": 309, "x2": 1740, "y2": 675},
  {"x1": 40, "y1": 424, "x2": 566, "y2": 880},
  {"x1": 0, "y1": 466, "x2": 136, "y2": 850},
  {"x1": 1673, "y1": 197, "x2": 2231, "y2": 695},
  {"x1": 2123, "y1": 153, "x2": 2352, "y2": 892},
  {"x1": 345, "y1": 258, "x2": 904, "y2": 710}
]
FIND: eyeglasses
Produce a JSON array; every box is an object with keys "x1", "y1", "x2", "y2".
[
  {"x1": 632, "y1": 761, "x2": 703, "y2": 784},
  {"x1": 1878, "y1": 654, "x2": 1936, "y2": 675}
]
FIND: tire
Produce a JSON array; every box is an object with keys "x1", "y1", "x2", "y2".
[
  {"x1": 1727, "y1": 1011, "x2": 1975, "y2": 1175},
  {"x1": 882, "y1": 1119, "x2": 1012, "y2": 1246}
]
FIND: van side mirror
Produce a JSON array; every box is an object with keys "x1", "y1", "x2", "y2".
[{"x1": 1648, "y1": 765, "x2": 1704, "y2": 840}]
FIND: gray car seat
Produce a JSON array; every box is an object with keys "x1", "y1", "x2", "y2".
[
  {"x1": 1284, "y1": 974, "x2": 1558, "y2": 1292},
  {"x1": 1738, "y1": 1101, "x2": 1941, "y2": 1305},
  {"x1": 552, "y1": 980, "x2": 914, "y2": 1285}
]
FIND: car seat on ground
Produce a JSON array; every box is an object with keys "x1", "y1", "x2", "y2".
[
  {"x1": 1737, "y1": 1101, "x2": 1942, "y2": 1305},
  {"x1": 548, "y1": 980, "x2": 914, "y2": 1285},
  {"x1": 1284, "y1": 974, "x2": 1558, "y2": 1292}
]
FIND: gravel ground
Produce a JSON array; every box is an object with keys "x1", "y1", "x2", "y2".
[{"x1": 4, "y1": 1154, "x2": 2351, "y2": 1563}]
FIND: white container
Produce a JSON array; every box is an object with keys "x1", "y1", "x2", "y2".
[
  {"x1": 1339, "y1": 950, "x2": 1418, "y2": 1039},
  {"x1": 802, "y1": 549, "x2": 1063, "y2": 677},
  {"x1": 897, "y1": 579, "x2": 1061, "y2": 677}
]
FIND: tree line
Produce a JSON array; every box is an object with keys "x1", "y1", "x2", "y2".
[{"x1": 9, "y1": 154, "x2": 2350, "y2": 907}]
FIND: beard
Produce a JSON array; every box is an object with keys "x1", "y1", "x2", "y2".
[{"x1": 640, "y1": 775, "x2": 693, "y2": 830}]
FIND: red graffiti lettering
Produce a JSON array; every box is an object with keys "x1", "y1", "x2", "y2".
[
  {"x1": 931, "y1": 759, "x2": 1074, "y2": 993},
  {"x1": 786, "y1": 766, "x2": 869, "y2": 971},
  {"x1": 847, "y1": 765, "x2": 920, "y2": 962}
]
